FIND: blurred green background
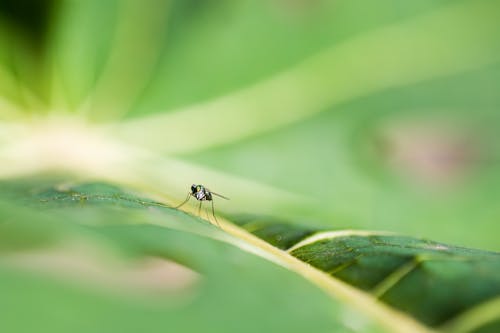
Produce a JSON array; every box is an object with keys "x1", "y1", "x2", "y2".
[
  {"x1": 1, "y1": 0, "x2": 498, "y2": 250},
  {"x1": 0, "y1": 0, "x2": 499, "y2": 332}
]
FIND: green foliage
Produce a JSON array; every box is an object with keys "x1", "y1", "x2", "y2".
[
  {"x1": 0, "y1": 0, "x2": 500, "y2": 332},
  {"x1": 237, "y1": 216, "x2": 500, "y2": 328},
  {"x1": 0, "y1": 179, "x2": 376, "y2": 333},
  {"x1": 1, "y1": 180, "x2": 499, "y2": 332}
]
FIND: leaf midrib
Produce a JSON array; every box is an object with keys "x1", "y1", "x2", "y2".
[{"x1": 145, "y1": 209, "x2": 433, "y2": 333}]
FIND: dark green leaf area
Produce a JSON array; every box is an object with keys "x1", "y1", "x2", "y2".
[
  {"x1": 231, "y1": 214, "x2": 319, "y2": 250},
  {"x1": 382, "y1": 259, "x2": 500, "y2": 327},
  {"x1": 473, "y1": 318, "x2": 500, "y2": 333},
  {"x1": 333, "y1": 254, "x2": 411, "y2": 291},
  {"x1": 291, "y1": 236, "x2": 413, "y2": 287},
  {"x1": 290, "y1": 235, "x2": 500, "y2": 327}
]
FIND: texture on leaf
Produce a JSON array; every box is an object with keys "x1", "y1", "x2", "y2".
[{"x1": 1, "y1": 180, "x2": 499, "y2": 333}]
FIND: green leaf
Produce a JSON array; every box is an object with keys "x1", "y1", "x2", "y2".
[
  {"x1": 235, "y1": 215, "x2": 500, "y2": 332},
  {"x1": 1, "y1": 1, "x2": 500, "y2": 332},
  {"x1": 2, "y1": 179, "x2": 499, "y2": 332},
  {"x1": 0, "y1": 179, "x2": 388, "y2": 333}
]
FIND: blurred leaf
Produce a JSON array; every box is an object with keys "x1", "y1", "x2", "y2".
[
  {"x1": 0, "y1": 179, "x2": 387, "y2": 333},
  {"x1": 0, "y1": 1, "x2": 500, "y2": 332},
  {"x1": 115, "y1": 0, "x2": 500, "y2": 153},
  {"x1": 3, "y1": 179, "x2": 500, "y2": 332}
]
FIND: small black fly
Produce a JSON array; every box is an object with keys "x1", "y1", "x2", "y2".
[{"x1": 175, "y1": 184, "x2": 229, "y2": 227}]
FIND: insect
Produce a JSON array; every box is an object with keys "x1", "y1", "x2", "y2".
[{"x1": 175, "y1": 184, "x2": 229, "y2": 227}]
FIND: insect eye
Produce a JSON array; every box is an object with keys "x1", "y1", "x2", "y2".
[{"x1": 191, "y1": 184, "x2": 197, "y2": 191}]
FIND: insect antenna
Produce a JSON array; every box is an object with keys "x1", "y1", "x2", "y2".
[{"x1": 210, "y1": 191, "x2": 229, "y2": 200}]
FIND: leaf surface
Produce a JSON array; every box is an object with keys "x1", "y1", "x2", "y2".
[
  {"x1": 234, "y1": 215, "x2": 500, "y2": 332},
  {"x1": 2, "y1": 179, "x2": 500, "y2": 332}
]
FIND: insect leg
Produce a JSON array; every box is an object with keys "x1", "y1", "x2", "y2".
[
  {"x1": 198, "y1": 201, "x2": 202, "y2": 215},
  {"x1": 205, "y1": 207, "x2": 210, "y2": 221},
  {"x1": 175, "y1": 193, "x2": 191, "y2": 209},
  {"x1": 211, "y1": 200, "x2": 220, "y2": 228}
]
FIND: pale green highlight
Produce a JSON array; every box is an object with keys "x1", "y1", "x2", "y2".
[
  {"x1": 114, "y1": 0, "x2": 500, "y2": 154},
  {"x1": 372, "y1": 258, "x2": 419, "y2": 298}
]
